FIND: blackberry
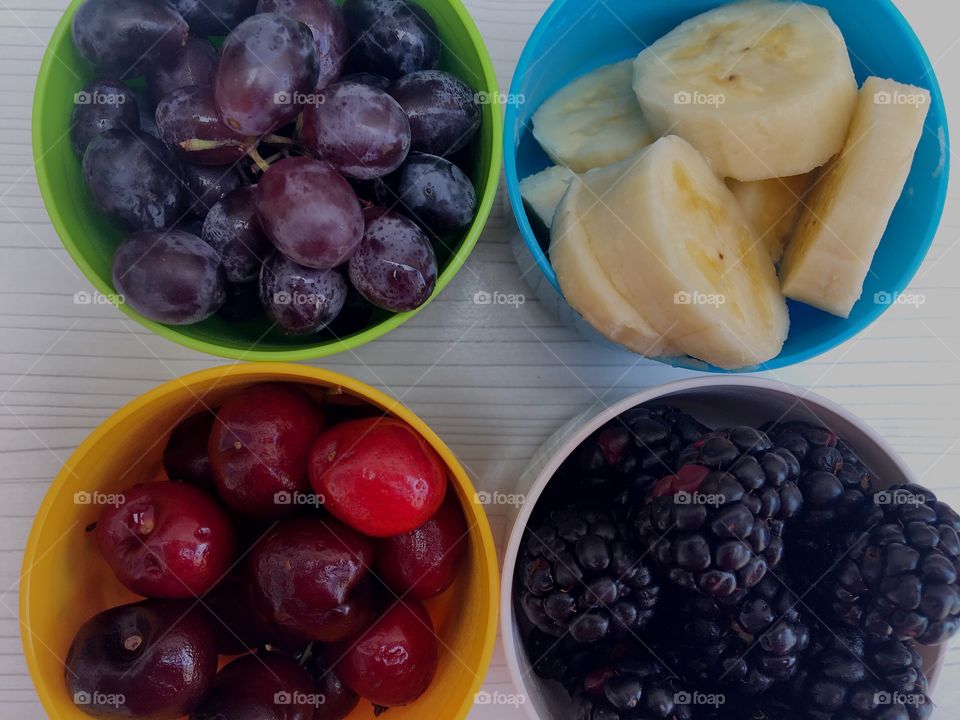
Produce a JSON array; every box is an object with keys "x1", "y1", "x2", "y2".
[
  {"x1": 828, "y1": 483, "x2": 960, "y2": 645},
  {"x1": 571, "y1": 643, "x2": 697, "y2": 720},
  {"x1": 637, "y1": 427, "x2": 803, "y2": 597},
  {"x1": 525, "y1": 628, "x2": 612, "y2": 696},
  {"x1": 784, "y1": 625, "x2": 932, "y2": 720},
  {"x1": 518, "y1": 506, "x2": 660, "y2": 643},
  {"x1": 555, "y1": 406, "x2": 710, "y2": 502},
  {"x1": 668, "y1": 573, "x2": 811, "y2": 696}
]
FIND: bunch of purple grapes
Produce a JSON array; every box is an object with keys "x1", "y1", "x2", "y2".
[{"x1": 69, "y1": 0, "x2": 482, "y2": 334}]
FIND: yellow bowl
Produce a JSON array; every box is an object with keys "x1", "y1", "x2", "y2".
[{"x1": 20, "y1": 363, "x2": 499, "y2": 720}]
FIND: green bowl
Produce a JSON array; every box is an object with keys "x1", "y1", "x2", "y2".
[{"x1": 33, "y1": 0, "x2": 502, "y2": 361}]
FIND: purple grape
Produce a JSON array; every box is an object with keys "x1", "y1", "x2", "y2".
[
  {"x1": 167, "y1": 0, "x2": 258, "y2": 36},
  {"x1": 112, "y1": 230, "x2": 227, "y2": 324},
  {"x1": 133, "y1": 89, "x2": 160, "y2": 139},
  {"x1": 146, "y1": 37, "x2": 217, "y2": 104},
  {"x1": 202, "y1": 187, "x2": 271, "y2": 282},
  {"x1": 341, "y1": 72, "x2": 391, "y2": 91},
  {"x1": 300, "y1": 82, "x2": 410, "y2": 180},
  {"x1": 255, "y1": 157, "x2": 363, "y2": 269},
  {"x1": 83, "y1": 130, "x2": 184, "y2": 231},
  {"x1": 256, "y1": 0, "x2": 348, "y2": 90},
  {"x1": 71, "y1": 0, "x2": 188, "y2": 74},
  {"x1": 71, "y1": 79, "x2": 139, "y2": 155},
  {"x1": 214, "y1": 13, "x2": 319, "y2": 136},
  {"x1": 348, "y1": 207, "x2": 437, "y2": 312},
  {"x1": 342, "y1": 0, "x2": 439, "y2": 80},
  {"x1": 219, "y1": 281, "x2": 262, "y2": 323},
  {"x1": 260, "y1": 253, "x2": 348, "y2": 334},
  {"x1": 390, "y1": 153, "x2": 477, "y2": 237},
  {"x1": 157, "y1": 85, "x2": 253, "y2": 165},
  {"x1": 389, "y1": 70, "x2": 481, "y2": 156},
  {"x1": 181, "y1": 164, "x2": 244, "y2": 218}
]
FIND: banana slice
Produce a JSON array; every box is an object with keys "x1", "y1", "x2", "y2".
[
  {"x1": 520, "y1": 165, "x2": 578, "y2": 229},
  {"x1": 553, "y1": 136, "x2": 789, "y2": 370},
  {"x1": 727, "y1": 172, "x2": 815, "y2": 262},
  {"x1": 780, "y1": 77, "x2": 931, "y2": 318},
  {"x1": 533, "y1": 59, "x2": 655, "y2": 173},
  {"x1": 552, "y1": 171, "x2": 681, "y2": 359},
  {"x1": 633, "y1": 1, "x2": 858, "y2": 182}
]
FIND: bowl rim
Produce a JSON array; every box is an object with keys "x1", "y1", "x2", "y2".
[
  {"x1": 503, "y1": 0, "x2": 951, "y2": 373},
  {"x1": 19, "y1": 362, "x2": 500, "y2": 720},
  {"x1": 499, "y1": 375, "x2": 935, "y2": 720},
  {"x1": 32, "y1": 0, "x2": 504, "y2": 361}
]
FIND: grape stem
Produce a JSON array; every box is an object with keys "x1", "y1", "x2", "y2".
[
  {"x1": 247, "y1": 146, "x2": 271, "y2": 173},
  {"x1": 179, "y1": 138, "x2": 247, "y2": 152},
  {"x1": 262, "y1": 134, "x2": 297, "y2": 146}
]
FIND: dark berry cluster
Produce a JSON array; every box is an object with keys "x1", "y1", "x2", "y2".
[{"x1": 516, "y1": 405, "x2": 957, "y2": 720}]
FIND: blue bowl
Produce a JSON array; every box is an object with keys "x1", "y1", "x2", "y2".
[{"x1": 504, "y1": 0, "x2": 949, "y2": 373}]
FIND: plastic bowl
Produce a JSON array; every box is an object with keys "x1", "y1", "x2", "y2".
[
  {"x1": 501, "y1": 377, "x2": 949, "y2": 719},
  {"x1": 504, "y1": 0, "x2": 949, "y2": 373},
  {"x1": 33, "y1": 0, "x2": 502, "y2": 361},
  {"x1": 20, "y1": 363, "x2": 499, "y2": 720}
]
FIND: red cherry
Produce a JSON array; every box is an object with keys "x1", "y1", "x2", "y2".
[
  {"x1": 376, "y1": 492, "x2": 467, "y2": 600},
  {"x1": 190, "y1": 653, "x2": 316, "y2": 720},
  {"x1": 248, "y1": 516, "x2": 376, "y2": 642},
  {"x1": 309, "y1": 417, "x2": 447, "y2": 537},
  {"x1": 162, "y1": 410, "x2": 216, "y2": 488},
  {"x1": 332, "y1": 600, "x2": 438, "y2": 707},
  {"x1": 305, "y1": 645, "x2": 359, "y2": 720},
  {"x1": 96, "y1": 482, "x2": 236, "y2": 598},
  {"x1": 209, "y1": 383, "x2": 325, "y2": 519}
]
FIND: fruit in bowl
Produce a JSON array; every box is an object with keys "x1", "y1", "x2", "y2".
[
  {"x1": 518, "y1": 1, "x2": 932, "y2": 371},
  {"x1": 513, "y1": 400, "x2": 958, "y2": 718},
  {"x1": 58, "y1": 380, "x2": 473, "y2": 718},
  {"x1": 58, "y1": 0, "x2": 485, "y2": 339}
]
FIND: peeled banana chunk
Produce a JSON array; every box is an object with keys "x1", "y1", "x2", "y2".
[
  {"x1": 520, "y1": 165, "x2": 579, "y2": 230},
  {"x1": 633, "y1": 1, "x2": 859, "y2": 182},
  {"x1": 727, "y1": 173, "x2": 815, "y2": 263},
  {"x1": 532, "y1": 59, "x2": 656, "y2": 174}
]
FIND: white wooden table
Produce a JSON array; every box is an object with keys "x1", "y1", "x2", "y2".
[{"x1": 0, "y1": 0, "x2": 958, "y2": 717}]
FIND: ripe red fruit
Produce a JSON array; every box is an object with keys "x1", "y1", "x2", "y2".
[
  {"x1": 190, "y1": 653, "x2": 316, "y2": 720},
  {"x1": 376, "y1": 492, "x2": 467, "y2": 599},
  {"x1": 209, "y1": 383, "x2": 325, "y2": 518},
  {"x1": 333, "y1": 600, "x2": 439, "y2": 707},
  {"x1": 248, "y1": 516, "x2": 376, "y2": 642},
  {"x1": 162, "y1": 410, "x2": 216, "y2": 488},
  {"x1": 96, "y1": 481, "x2": 236, "y2": 598},
  {"x1": 309, "y1": 417, "x2": 447, "y2": 537}
]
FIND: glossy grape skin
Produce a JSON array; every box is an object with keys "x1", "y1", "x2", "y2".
[
  {"x1": 390, "y1": 153, "x2": 477, "y2": 237},
  {"x1": 168, "y1": 0, "x2": 258, "y2": 36},
  {"x1": 71, "y1": 0, "x2": 188, "y2": 74},
  {"x1": 181, "y1": 163, "x2": 243, "y2": 218},
  {"x1": 133, "y1": 89, "x2": 160, "y2": 139},
  {"x1": 260, "y1": 253, "x2": 348, "y2": 334},
  {"x1": 214, "y1": 13, "x2": 320, "y2": 136},
  {"x1": 202, "y1": 187, "x2": 271, "y2": 282},
  {"x1": 157, "y1": 85, "x2": 253, "y2": 166},
  {"x1": 255, "y1": 157, "x2": 363, "y2": 269},
  {"x1": 146, "y1": 37, "x2": 217, "y2": 104},
  {"x1": 112, "y1": 230, "x2": 227, "y2": 324},
  {"x1": 389, "y1": 70, "x2": 481, "y2": 156},
  {"x1": 342, "y1": 0, "x2": 439, "y2": 80},
  {"x1": 348, "y1": 207, "x2": 437, "y2": 312},
  {"x1": 300, "y1": 82, "x2": 410, "y2": 180},
  {"x1": 256, "y1": 0, "x2": 348, "y2": 90},
  {"x1": 342, "y1": 72, "x2": 390, "y2": 91},
  {"x1": 219, "y1": 281, "x2": 262, "y2": 322},
  {"x1": 83, "y1": 131, "x2": 184, "y2": 232},
  {"x1": 70, "y1": 79, "x2": 140, "y2": 155}
]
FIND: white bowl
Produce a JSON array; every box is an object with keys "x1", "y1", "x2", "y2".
[{"x1": 501, "y1": 377, "x2": 948, "y2": 720}]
